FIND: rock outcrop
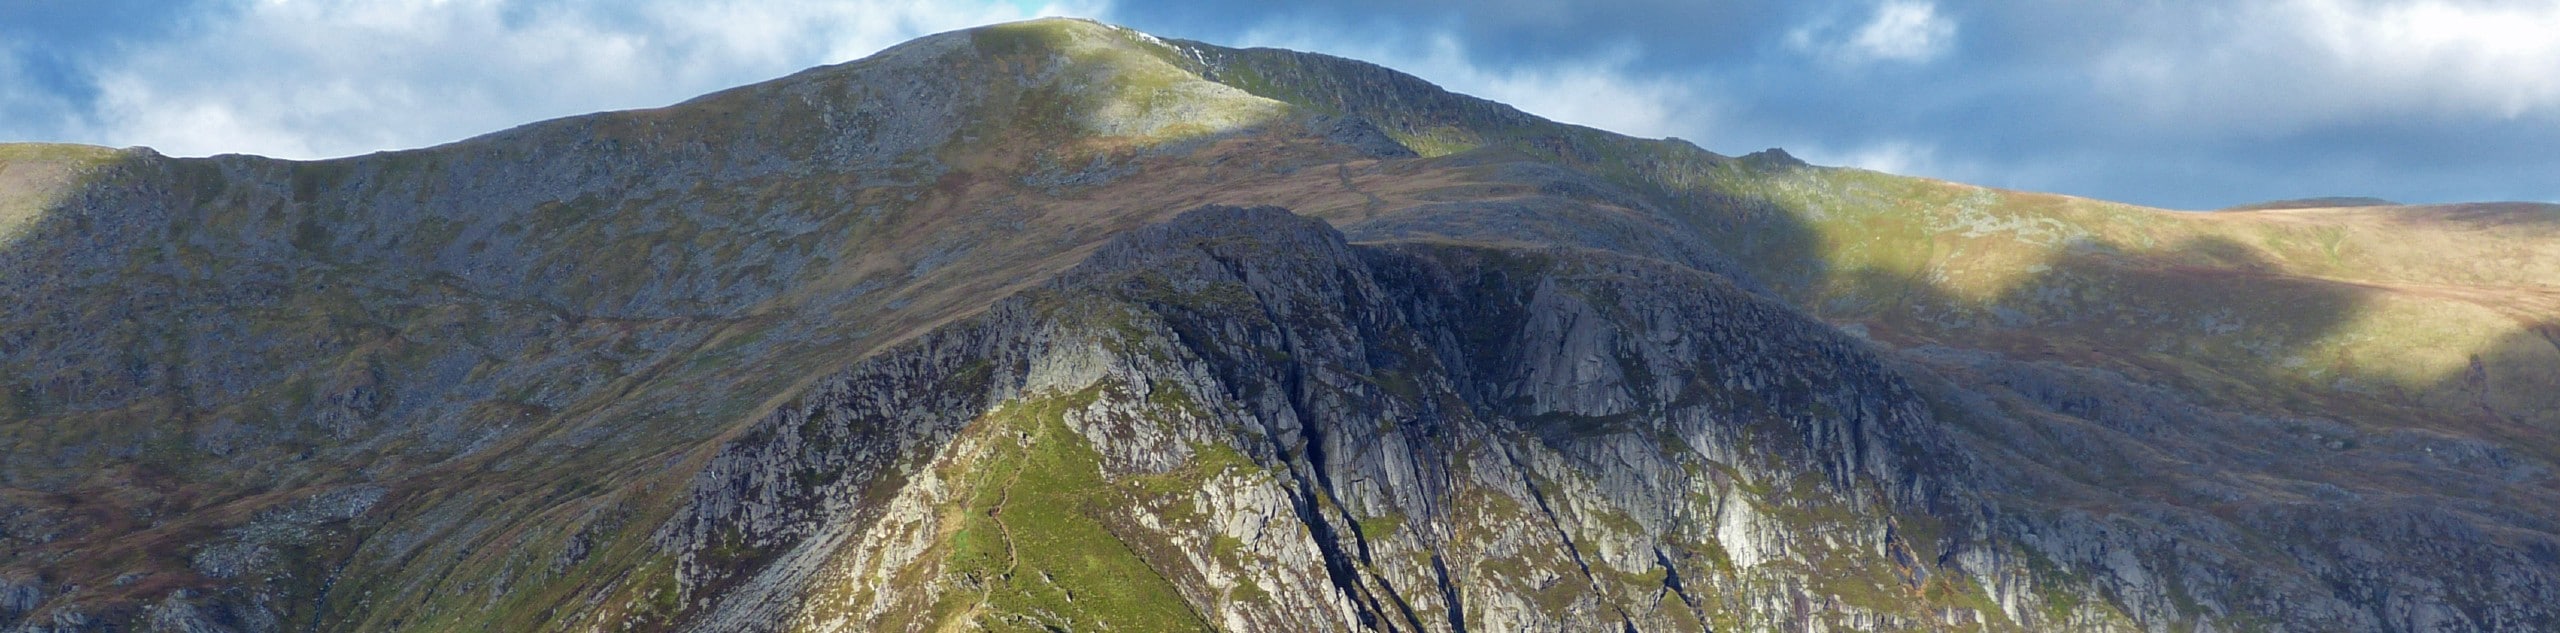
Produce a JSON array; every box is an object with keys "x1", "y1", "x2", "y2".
[{"x1": 658, "y1": 206, "x2": 1988, "y2": 631}]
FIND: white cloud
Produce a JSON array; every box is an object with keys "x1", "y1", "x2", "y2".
[
  {"x1": 1791, "y1": 138, "x2": 2015, "y2": 186},
  {"x1": 1790, "y1": 0, "x2": 1956, "y2": 65},
  {"x1": 61, "y1": 0, "x2": 1104, "y2": 158},
  {"x1": 1849, "y1": 1, "x2": 1956, "y2": 63},
  {"x1": 1234, "y1": 26, "x2": 1716, "y2": 142},
  {"x1": 1811, "y1": 140, "x2": 1936, "y2": 175},
  {"x1": 2099, "y1": 0, "x2": 2560, "y2": 133}
]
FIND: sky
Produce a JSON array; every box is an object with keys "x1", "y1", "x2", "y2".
[{"x1": 4, "y1": 0, "x2": 2555, "y2": 209}]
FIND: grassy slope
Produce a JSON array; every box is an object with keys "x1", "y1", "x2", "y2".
[
  {"x1": 316, "y1": 20, "x2": 1353, "y2": 633},
  {"x1": 1169, "y1": 38, "x2": 2558, "y2": 438},
  {"x1": 0, "y1": 18, "x2": 1440, "y2": 632},
  {"x1": 1173, "y1": 35, "x2": 2560, "y2": 627},
  {"x1": 1711, "y1": 167, "x2": 2559, "y2": 432}
]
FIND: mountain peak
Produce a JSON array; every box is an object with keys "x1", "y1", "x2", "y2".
[
  {"x1": 935, "y1": 18, "x2": 1290, "y2": 141},
  {"x1": 1740, "y1": 146, "x2": 1809, "y2": 170}
]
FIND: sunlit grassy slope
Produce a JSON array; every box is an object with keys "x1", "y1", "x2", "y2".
[
  {"x1": 1169, "y1": 40, "x2": 2558, "y2": 439},
  {"x1": 0, "y1": 144, "x2": 126, "y2": 242}
]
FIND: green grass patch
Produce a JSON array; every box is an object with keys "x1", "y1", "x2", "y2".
[
  {"x1": 928, "y1": 386, "x2": 1215, "y2": 632},
  {"x1": 1356, "y1": 513, "x2": 1405, "y2": 541}
]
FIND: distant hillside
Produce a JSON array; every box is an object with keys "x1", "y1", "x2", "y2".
[{"x1": 2220, "y1": 196, "x2": 2399, "y2": 210}]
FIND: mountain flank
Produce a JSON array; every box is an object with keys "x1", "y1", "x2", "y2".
[
  {"x1": 2, "y1": 18, "x2": 2556, "y2": 633},
  {"x1": 2219, "y1": 196, "x2": 2399, "y2": 211}
]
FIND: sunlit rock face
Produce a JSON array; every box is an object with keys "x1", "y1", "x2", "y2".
[{"x1": 4, "y1": 17, "x2": 2557, "y2": 633}]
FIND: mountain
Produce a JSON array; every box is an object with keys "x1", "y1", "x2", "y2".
[{"x1": 3, "y1": 17, "x2": 2556, "y2": 632}]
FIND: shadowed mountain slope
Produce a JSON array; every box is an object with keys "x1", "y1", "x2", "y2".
[
  {"x1": 2, "y1": 18, "x2": 2554, "y2": 633},
  {"x1": 2219, "y1": 197, "x2": 2398, "y2": 211}
]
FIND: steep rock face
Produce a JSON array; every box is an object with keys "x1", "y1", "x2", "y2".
[
  {"x1": 1903, "y1": 345, "x2": 2560, "y2": 631},
  {"x1": 658, "y1": 206, "x2": 2031, "y2": 632},
  {"x1": 639, "y1": 198, "x2": 2560, "y2": 632}
]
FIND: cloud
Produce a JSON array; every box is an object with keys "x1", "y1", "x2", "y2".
[
  {"x1": 1849, "y1": 1, "x2": 1956, "y2": 63},
  {"x1": 1800, "y1": 139, "x2": 1937, "y2": 176},
  {"x1": 1233, "y1": 24, "x2": 1716, "y2": 142},
  {"x1": 2098, "y1": 0, "x2": 2560, "y2": 133},
  {"x1": 1790, "y1": 0, "x2": 1956, "y2": 65},
  {"x1": 1107, "y1": 0, "x2": 1808, "y2": 71},
  {"x1": 46, "y1": 0, "x2": 1102, "y2": 159}
]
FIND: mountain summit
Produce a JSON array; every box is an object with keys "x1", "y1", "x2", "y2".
[{"x1": 4, "y1": 18, "x2": 2557, "y2": 632}]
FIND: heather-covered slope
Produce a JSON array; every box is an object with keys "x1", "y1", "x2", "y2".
[
  {"x1": 0, "y1": 20, "x2": 1367, "y2": 630},
  {"x1": 2, "y1": 17, "x2": 2555, "y2": 633}
]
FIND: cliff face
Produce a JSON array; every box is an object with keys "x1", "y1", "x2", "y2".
[
  {"x1": 3, "y1": 17, "x2": 2557, "y2": 633},
  {"x1": 656, "y1": 204, "x2": 2560, "y2": 633},
  {"x1": 659, "y1": 206, "x2": 1977, "y2": 632}
]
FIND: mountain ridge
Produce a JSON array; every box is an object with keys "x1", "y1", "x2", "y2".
[{"x1": 2, "y1": 17, "x2": 2555, "y2": 632}]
